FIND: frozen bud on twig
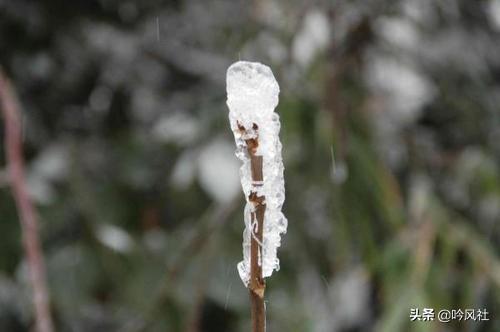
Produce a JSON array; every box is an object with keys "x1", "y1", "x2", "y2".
[{"x1": 227, "y1": 61, "x2": 280, "y2": 131}]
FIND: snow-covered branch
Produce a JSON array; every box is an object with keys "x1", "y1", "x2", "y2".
[{"x1": 226, "y1": 61, "x2": 287, "y2": 331}]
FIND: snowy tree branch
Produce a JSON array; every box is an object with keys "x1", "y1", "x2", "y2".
[{"x1": 227, "y1": 61, "x2": 287, "y2": 332}]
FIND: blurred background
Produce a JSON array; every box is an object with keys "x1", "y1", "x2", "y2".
[{"x1": 1, "y1": 0, "x2": 500, "y2": 331}]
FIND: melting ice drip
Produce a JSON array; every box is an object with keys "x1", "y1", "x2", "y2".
[{"x1": 226, "y1": 61, "x2": 287, "y2": 286}]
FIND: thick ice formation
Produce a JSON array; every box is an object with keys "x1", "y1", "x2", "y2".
[{"x1": 226, "y1": 61, "x2": 287, "y2": 286}]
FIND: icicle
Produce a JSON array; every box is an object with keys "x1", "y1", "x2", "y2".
[{"x1": 226, "y1": 61, "x2": 287, "y2": 286}]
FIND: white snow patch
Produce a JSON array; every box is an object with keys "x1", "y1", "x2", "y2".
[
  {"x1": 366, "y1": 57, "x2": 434, "y2": 124},
  {"x1": 153, "y1": 112, "x2": 199, "y2": 145},
  {"x1": 401, "y1": 0, "x2": 436, "y2": 25},
  {"x1": 488, "y1": 0, "x2": 500, "y2": 31},
  {"x1": 170, "y1": 150, "x2": 197, "y2": 190},
  {"x1": 30, "y1": 144, "x2": 69, "y2": 182},
  {"x1": 375, "y1": 17, "x2": 420, "y2": 50},
  {"x1": 292, "y1": 10, "x2": 330, "y2": 67},
  {"x1": 26, "y1": 174, "x2": 56, "y2": 205},
  {"x1": 26, "y1": 143, "x2": 69, "y2": 204},
  {"x1": 197, "y1": 139, "x2": 241, "y2": 204},
  {"x1": 96, "y1": 223, "x2": 134, "y2": 253},
  {"x1": 329, "y1": 268, "x2": 370, "y2": 329}
]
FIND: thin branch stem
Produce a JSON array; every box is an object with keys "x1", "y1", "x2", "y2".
[
  {"x1": 0, "y1": 69, "x2": 54, "y2": 332},
  {"x1": 241, "y1": 123, "x2": 266, "y2": 332}
]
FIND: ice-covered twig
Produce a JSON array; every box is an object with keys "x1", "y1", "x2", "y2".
[
  {"x1": 226, "y1": 61, "x2": 287, "y2": 332},
  {"x1": 0, "y1": 69, "x2": 54, "y2": 332}
]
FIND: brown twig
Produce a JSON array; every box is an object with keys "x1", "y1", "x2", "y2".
[
  {"x1": 0, "y1": 69, "x2": 54, "y2": 332},
  {"x1": 239, "y1": 122, "x2": 266, "y2": 332}
]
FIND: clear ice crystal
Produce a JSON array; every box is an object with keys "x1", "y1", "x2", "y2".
[{"x1": 226, "y1": 61, "x2": 287, "y2": 286}]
